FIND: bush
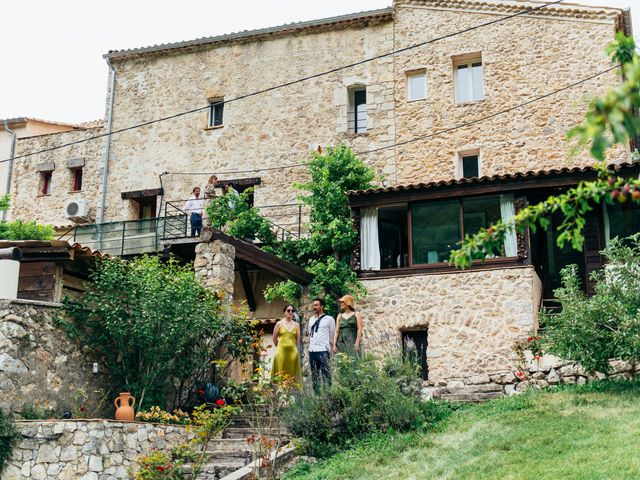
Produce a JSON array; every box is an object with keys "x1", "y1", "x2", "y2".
[
  {"x1": 281, "y1": 354, "x2": 425, "y2": 458},
  {"x1": 58, "y1": 255, "x2": 257, "y2": 410},
  {"x1": 0, "y1": 219, "x2": 54, "y2": 240},
  {"x1": 0, "y1": 409, "x2": 17, "y2": 475},
  {"x1": 541, "y1": 234, "x2": 640, "y2": 373}
]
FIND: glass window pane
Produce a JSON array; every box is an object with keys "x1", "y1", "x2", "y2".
[
  {"x1": 456, "y1": 64, "x2": 470, "y2": 103},
  {"x1": 471, "y1": 63, "x2": 484, "y2": 101},
  {"x1": 462, "y1": 196, "x2": 502, "y2": 239},
  {"x1": 354, "y1": 89, "x2": 367, "y2": 133},
  {"x1": 411, "y1": 200, "x2": 461, "y2": 264},
  {"x1": 607, "y1": 203, "x2": 640, "y2": 240},
  {"x1": 462, "y1": 155, "x2": 479, "y2": 178},
  {"x1": 408, "y1": 74, "x2": 426, "y2": 100}
]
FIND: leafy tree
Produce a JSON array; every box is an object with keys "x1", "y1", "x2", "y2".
[
  {"x1": 265, "y1": 145, "x2": 376, "y2": 313},
  {"x1": 541, "y1": 235, "x2": 640, "y2": 373},
  {"x1": 450, "y1": 33, "x2": 640, "y2": 268},
  {"x1": 58, "y1": 255, "x2": 256, "y2": 410}
]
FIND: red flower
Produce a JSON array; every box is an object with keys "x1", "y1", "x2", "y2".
[
  {"x1": 215, "y1": 399, "x2": 225, "y2": 406},
  {"x1": 156, "y1": 466, "x2": 165, "y2": 472},
  {"x1": 80, "y1": 407, "x2": 85, "y2": 412},
  {"x1": 196, "y1": 389, "x2": 205, "y2": 396},
  {"x1": 527, "y1": 337, "x2": 533, "y2": 342}
]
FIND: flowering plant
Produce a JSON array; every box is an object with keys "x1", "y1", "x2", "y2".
[
  {"x1": 132, "y1": 450, "x2": 185, "y2": 480},
  {"x1": 135, "y1": 406, "x2": 191, "y2": 425}
]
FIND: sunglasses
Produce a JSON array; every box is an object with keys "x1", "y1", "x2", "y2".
[{"x1": 285, "y1": 308, "x2": 294, "y2": 312}]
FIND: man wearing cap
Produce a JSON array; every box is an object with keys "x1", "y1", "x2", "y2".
[{"x1": 308, "y1": 298, "x2": 335, "y2": 393}]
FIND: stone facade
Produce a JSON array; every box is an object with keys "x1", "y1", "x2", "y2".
[
  {"x1": 2, "y1": 420, "x2": 192, "y2": 480},
  {"x1": 7, "y1": 1, "x2": 628, "y2": 227},
  {"x1": 360, "y1": 266, "x2": 542, "y2": 380},
  {"x1": 0, "y1": 299, "x2": 104, "y2": 416},
  {"x1": 10, "y1": 125, "x2": 103, "y2": 227}
]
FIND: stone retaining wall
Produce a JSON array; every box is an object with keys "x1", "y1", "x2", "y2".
[
  {"x1": 2, "y1": 420, "x2": 192, "y2": 480},
  {"x1": 0, "y1": 299, "x2": 103, "y2": 416},
  {"x1": 421, "y1": 354, "x2": 639, "y2": 402}
]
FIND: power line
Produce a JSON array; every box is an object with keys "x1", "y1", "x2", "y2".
[
  {"x1": 1, "y1": 0, "x2": 567, "y2": 165},
  {"x1": 359, "y1": 65, "x2": 620, "y2": 156}
]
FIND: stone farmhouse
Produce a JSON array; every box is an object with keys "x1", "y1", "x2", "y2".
[{"x1": 4, "y1": 0, "x2": 637, "y2": 389}]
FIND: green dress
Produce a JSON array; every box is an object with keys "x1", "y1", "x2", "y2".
[
  {"x1": 271, "y1": 324, "x2": 302, "y2": 384},
  {"x1": 337, "y1": 313, "x2": 359, "y2": 355}
]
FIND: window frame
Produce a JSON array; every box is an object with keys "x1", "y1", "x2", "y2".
[
  {"x1": 207, "y1": 98, "x2": 224, "y2": 128},
  {"x1": 348, "y1": 86, "x2": 368, "y2": 134},
  {"x1": 39, "y1": 171, "x2": 52, "y2": 196},
  {"x1": 71, "y1": 167, "x2": 83, "y2": 192},
  {"x1": 406, "y1": 70, "x2": 427, "y2": 102},
  {"x1": 459, "y1": 151, "x2": 481, "y2": 179},
  {"x1": 453, "y1": 54, "x2": 484, "y2": 104}
]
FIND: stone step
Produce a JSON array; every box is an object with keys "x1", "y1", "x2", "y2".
[
  {"x1": 438, "y1": 390, "x2": 504, "y2": 402},
  {"x1": 222, "y1": 427, "x2": 287, "y2": 439},
  {"x1": 205, "y1": 448, "x2": 253, "y2": 459},
  {"x1": 198, "y1": 459, "x2": 250, "y2": 479}
]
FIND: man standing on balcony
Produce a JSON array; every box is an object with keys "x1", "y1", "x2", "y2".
[{"x1": 184, "y1": 186, "x2": 204, "y2": 237}]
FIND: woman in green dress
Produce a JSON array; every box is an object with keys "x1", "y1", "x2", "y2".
[
  {"x1": 333, "y1": 295, "x2": 363, "y2": 355},
  {"x1": 271, "y1": 304, "x2": 302, "y2": 385}
]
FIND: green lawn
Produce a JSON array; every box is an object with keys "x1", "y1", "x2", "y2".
[{"x1": 284, "y1": 381, "x2": 640, "y2": 480}]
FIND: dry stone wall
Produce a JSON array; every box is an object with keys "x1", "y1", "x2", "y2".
[
  {"x1": 0, "y1": 299, "x2": 103, "y2": 416},
  {"x1": 2, "y1": 420, "x2": 191, "y2": 480},
  {"x1": 360, "y1": 266, "x2": 541, "y2": 380},
  {"x1": 194, "y1": 238, "x2": 236, "y2": 299}
]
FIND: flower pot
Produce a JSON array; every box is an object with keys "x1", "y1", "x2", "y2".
[{"x1": 114, "y1": 392, "x2": 135, "y2": 421}]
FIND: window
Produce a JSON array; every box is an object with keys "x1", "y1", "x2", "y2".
[
  {"x1": 71, "y1": 168, "x2": 83, "y2": 192},
  {"x1": 460, "y1": 153, "x2": 480, "y2": 178},
  {"x1": 378, "y1": 205, "x2": 409, "y2": 268},
  {"x1": 411, "y1": 195, "x2": 503, "y2": 265},
  {"x1": 454, "y1": 55, "x2": 484, "y2": 103},
  {"x1": 40, "y1": 171, "x2": 52, "y2": 195},
  {"x1": 348, "y1": 87, "x2": 367, "y2": 133},
  {"x1": 407, "y1": 71, "x2": 426, "y2": 101},
  {"x1": 402, "y1": 329, "x2": 428, "y2": 380},
  {"x1": 208, "y1": 98, "x2": 224, "y2": 127},
  {"x1": 605, "y1": 202, "x2": 640, "y2": 243}
]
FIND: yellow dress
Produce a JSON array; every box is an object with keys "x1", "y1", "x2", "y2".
[{"x1": 271, "y1": 324, "x2": 302, "y2": 385}]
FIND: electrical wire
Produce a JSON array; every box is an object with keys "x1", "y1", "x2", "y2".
[{"x1": 0, "y1": 0, "x2": 567, "y2": 165}]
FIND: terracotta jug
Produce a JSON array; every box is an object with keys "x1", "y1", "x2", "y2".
[{"x1": 114, "y1": 392, "x2": 135, "y2": 421}]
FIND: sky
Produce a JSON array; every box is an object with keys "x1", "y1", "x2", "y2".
[{"x1": 0, "y1": 0, "x2": 637, "y2": 125}]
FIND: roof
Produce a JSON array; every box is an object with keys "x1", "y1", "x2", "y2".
[
  {"x1": 0, "y1": 240, "x2": 108, "y2": 260},
  {"x1": 0, "y1": 117, "x2": 81, "y2": 131},
  {"x1": 349, "y1": 161, "x2": 640, "y2": 206},
  {"x1": 105, "y1": 8, "x2": 394, "y2": 60}
]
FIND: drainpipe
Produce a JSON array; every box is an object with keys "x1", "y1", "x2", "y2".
[
  {"x1": 98, "y1": 58, "x2": 116, "y2": 246},
  {"x1": 2, "y1": 119, "x2": 16, "y2": 221}
]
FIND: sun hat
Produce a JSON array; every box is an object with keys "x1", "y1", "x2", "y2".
[{"x1": 338, "y1": 294, "x2": 356, "y2": 311}]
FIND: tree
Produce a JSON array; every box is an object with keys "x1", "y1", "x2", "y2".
[
  {"x1": 450, "y1": 33, "x2": 640, "y2": 268},
  {"x1": 58, "y1": 255, "x2": 256, "y2": 410},
  {"x1": 540, "y1": 235, "x2": 640, "y2": 372},
  {"x1": 264, "y1": 145, "x2": 376, "y2": 313}
]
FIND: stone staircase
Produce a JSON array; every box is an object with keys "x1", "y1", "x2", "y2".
[{"x1": 196, "y1": 409, "x2": 290, "y2": 480}]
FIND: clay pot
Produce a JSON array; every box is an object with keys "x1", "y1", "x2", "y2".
[{"x1": 114, "y1": 392, "x2": 135, "y2": 421}]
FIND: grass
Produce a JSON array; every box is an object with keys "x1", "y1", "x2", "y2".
[{"x1": 284, "y1": 380, "x2": 640, "y2": 480}]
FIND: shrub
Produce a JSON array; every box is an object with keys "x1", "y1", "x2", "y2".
[
  {"x1": 541, "y1": 234, "x2": 640, "y2": 373},
  {"x1": 0, "y1": 409, "x2": 18, "y2": 475},
  {"x1": 135, "y1": 407, "x2": 191, "y2": 425},
  {"x1": 281, "y1": 354, "x2": 424, "y2": 458},
  {"x1": 0, "y1": 219, "x2": 54, "y2": 240},
  {"x1": 58, "y1": 255, "x2": 257, "y2": 410}
]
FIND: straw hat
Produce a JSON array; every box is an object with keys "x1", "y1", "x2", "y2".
[{"x1": 338, "y1": 294, "x2": 356, "y2": 311}]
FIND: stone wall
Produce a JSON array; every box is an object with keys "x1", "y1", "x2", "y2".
[
  {"x1": 360, "y1": 266, "x2": 541, "y2": 380},
  {"x1": 194, "y1": 239, "x2": 236, "y2": 300},
  {"x1": 10, "y1": 126, "x2": 104, "y2": 227},
  {"x1": 2, "y1": 420, "x2": 192, "y2": 480},
  {"x1": 0, "y1": 299, "x2": 102, "y2": 416}
]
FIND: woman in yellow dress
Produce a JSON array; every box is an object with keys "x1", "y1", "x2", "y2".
[{"x1": 271, "y1": 304, "x2": 302, "y2": 385}]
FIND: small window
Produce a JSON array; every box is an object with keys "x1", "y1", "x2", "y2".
[
  {"x1": 348, "y1": 87, "x2": 367, "y2": 134},
  {"x1": 407, "y1": 71, "x2": 426, "y2": 101},
  {"x1": 460, "y1": 153, "x2": 480, "y2": 178},
  {"x1": 208, "y1": 99, "x2": 224, "y2": 127},
  {"x1": 454, "y1": 55, "x2": 484, "y2": 103},
  {"x1": 71, "y1": 168, "x2": 83, "y2": 192},
  {"x1": 402, "y1": 329, "x2": 428, "y2": 380},
  {"x1": 40, "y1": 171, "x2": 52, "y2": 195}
]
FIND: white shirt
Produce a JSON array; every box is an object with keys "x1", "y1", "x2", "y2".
[
  {"x1": 184, "y1": 197, "x2": 204, "y2": 215},
  {"x1": 308, "y1": 314, "x2": 336, "y2": 353}
]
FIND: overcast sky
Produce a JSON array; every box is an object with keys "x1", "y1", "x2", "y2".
[{"x1": 0, "y1": 0, "x2": 636, "y2": 124}]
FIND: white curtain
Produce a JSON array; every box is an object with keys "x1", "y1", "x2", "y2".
[
  {"x1": 500, "y1": 194, "x2": 517, "y2": 257},
  {"x1": 360, "y1": 207, "x2": 381, "y2": 270}
]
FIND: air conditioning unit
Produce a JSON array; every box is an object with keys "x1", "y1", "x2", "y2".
[{"x1": 65, "y1": 199, "x2": 91, "y2": 223}]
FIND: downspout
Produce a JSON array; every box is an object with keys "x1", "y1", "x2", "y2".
[
  {"x1": 99, "y1": 58, "x2": 116, "y2": 226},
  {"x1": 98, "y1": 58, "x2": 116, "y2": 247},
  {"x1": 2, "y1": 120, "x2": 17, "y2": 221}
]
